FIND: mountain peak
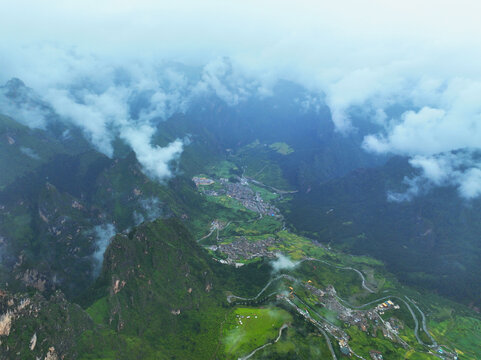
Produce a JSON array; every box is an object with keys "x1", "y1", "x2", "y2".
[{"x1": 4, "y1": 77, "x2": 26, "y2": 90}]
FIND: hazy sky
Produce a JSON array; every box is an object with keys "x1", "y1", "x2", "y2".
[{"x1": 2, "y1": 0, "x2": 481, "y2": 197}]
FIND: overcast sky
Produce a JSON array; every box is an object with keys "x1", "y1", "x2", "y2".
[{"x1": 2, "y1": 0, "x2": 481, "y2": 197}]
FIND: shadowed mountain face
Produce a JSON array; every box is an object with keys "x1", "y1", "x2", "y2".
[
  {"x1": 286, "y1": 156, "x2": 481, "y2": 305},
  {"x1": 154, "y1": 81, "x2": 386, "y2": 186},
  {"x1": 0, "y1": 113, "x2": 87, "y2": 189}
]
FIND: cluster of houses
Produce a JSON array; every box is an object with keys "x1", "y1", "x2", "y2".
[
  {"x1": 208, "y1": 236, "x2": 278, "y2": 263},
  {"x1": 376, "y1": 300, "x2": 400, "y2": 315},
  {"x1": 192, "y1": 177, "x2": 215, "y2": 186}
]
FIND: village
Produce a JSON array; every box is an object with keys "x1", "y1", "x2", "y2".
[
  {"x1": 192, "y1": 175, "x2": 281, "y2": 217},
  {"x1": 278, "y1": 282, "x2": 413, "y2": 359},
  {"x1": 193, "y1": 174, "x2": 459, "y2": 360},
  {"x1": 207, "y1": 236, "x2": 278, "y2": 265},
  {"x1": 276, "y1": 277, "x2": 458, "y2": 360}
]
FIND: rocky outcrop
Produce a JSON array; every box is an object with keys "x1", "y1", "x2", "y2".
[
  {"x1": 18, "y1": 269, "x2": 48, "y2": 292},
  {"x1": 29, "y1": 332, "x2": 37, "y2": 350},
  {"x1": 44, "y1": 346, "x2": 58, "y2": 360},
  {"x1": 0, "y1": 311, "x2": 13, "y2": 336},
  {"x1": 0, "y1": 290, "x2": 93, "y2": 360}
]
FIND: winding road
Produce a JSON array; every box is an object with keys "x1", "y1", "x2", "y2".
[
  {"x1": 335, "y1": 293, "x2": 436, "y2": 347},
  {"x1": 238, "y1": 324, "x2": 289, "y2": 360},
  {"x1": 227, "y1": 274, "x2": 296, "y2": 303},
  {"x1": 405, "y1": 296, "x2": 438, "y2": 347},
  {"x1": 300, "y1": 257, "x2": 375, "y2": 293},
  {"x1": 228, "y1": 269, "x2": 440, "y2": 359}
]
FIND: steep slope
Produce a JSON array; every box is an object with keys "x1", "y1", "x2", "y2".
[
  {"x1": 286, "y1": 156, "x2": 481, "y2": 306},
  {"x1": 0, "y1": 114, "x2": 67, "y2": 189},
  {"x1": 0, "y1": 290, "x2": 93, "y2": 360},
  {"x1": 79, "y1": 218, "x2": 229, "y2": 359},
  {"x1": 153, "y1": 81, "x2": 386, "y2": 187},
  {"x1": 0, "y1": 149, "x2": 115, "y2": 297},
  {"x1": 0, "y1": 217, "x2": 269, "y2": 360},
  {"x1": 0, "y1": 79, "x2": 92, "y2": 190}
]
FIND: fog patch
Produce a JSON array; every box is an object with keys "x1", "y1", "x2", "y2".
[
  {"x1": 133, "y1": 211, "x2": 145, "y2": 226},
  {"x1": 133, "y1": 197, "x2": 166, "y2": 225},
  {"x1": 92, "y1": 223, "x2": 116, "y2": 276},
  {"x1": 271, "y1": 253, "x2": 298, "y2": 273},
  {"x1": 140, "y1": 197, "x2": 164, "y2": 220},
  {"x1": 387, "y1": 151, "x2": 481, "y2": 201},
  {"x1": 119, "y1": 124, "x2": 184, "y2": 181},
  {"x1": 0, "y1": 236, "x2": 4, "y2": 264},
  {"x1": 20, "y1": 147, "x2": 40, "y2": 160},
  {"x1": 0, "y1": 79, "x2": 50, "y2": 129}
]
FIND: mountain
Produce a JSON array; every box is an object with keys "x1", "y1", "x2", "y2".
[
  {"x1": 0, "y1": 218, "x2": 273, "y2": 360},
  {"x1": 2, "y1": 215, "x2": 480, "y2": 359},
  {"x1": 1, "y1": 79, "x2": 481, "y2": 359},
  {"x1": 154, "y1": 80, "x2": 386, "y2": 186},
  {"x1": 0, "y1": 290, "x2": 93, "y2": 360},
  {"x1": 286, "y1": 156, "x2": 481, "y2": 306}
]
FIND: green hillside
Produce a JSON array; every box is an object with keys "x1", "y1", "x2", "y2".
[
  {"x1": 0, "y1": 114, "x2": 90, "y2": 189},
  {"x1": 286, "y1": 156, "x2": 481, "y2": 307}
]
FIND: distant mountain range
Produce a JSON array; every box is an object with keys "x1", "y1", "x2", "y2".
[{"x1": 1, "y1": 78, "x2": 481, "y2": 359}]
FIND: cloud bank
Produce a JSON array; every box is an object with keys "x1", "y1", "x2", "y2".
[{"x1": 2, "y1": 0, "x2": 481, "y2": 195}]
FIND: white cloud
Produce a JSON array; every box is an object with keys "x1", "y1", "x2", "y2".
[
  {"x1": 20, "y1": 147, "x2": 40, "y2": 160},
  {"x1": 0, "y1": 79, "x2": 50, "y2": 128},
  {"x1": 45, "y1": 88, "x2": 121, "y2": 157},
  {"x1": 46, "y1": 80, "x2": 186, "y2": 179},
  {"x1": 387, "y1": 152, "x2": 481, "y2": 201},
  {"x1": 459, "y1": 168, "x2": 481, "y2": 199},
  {"x1": 120, "y1": 124, "x2": 183, "y2": 180},
  {"x1": 271, "y1": 254, "x2": 298, "y2": 273},
  {"x1": 2, "y1": 0, "x2": 481, "y2": 194},
  {"x1": 92, "y1": 223, "x2": 116, "y2": 276}
]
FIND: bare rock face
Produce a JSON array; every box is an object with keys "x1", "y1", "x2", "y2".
[
  {"x1": 18, "y1": 269, "x2": 47, "y2": 292},
  {"x1": 112, "y1": 279, "x2": 126, "y2": 294},
  {"x1": 30, "y1": 332, "x2": 37, "y2": 350},
  {"x1": 0, "y1": 290, "x2": 93, "y2": 360},
  {"x1": 44, "y1": 346, "x2": 58, "y2": 360},
  {"x1": 0, "y1": 297, "x2": 32, "y2": 337},
  {"x1": 0, "y1": 311, "x2": 13, "y2": 336}
]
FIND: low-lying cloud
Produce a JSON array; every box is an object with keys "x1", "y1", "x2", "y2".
[
  {"x1": 0, "y1": 78, "x2": 50, "y2": 128},
  {"x1": 2, "y1": 0, "x2": 481, "y2": 196},
  {"x1": 363, "y1": 81, "x2": 481, "y2": 200},
  {"x1": 41, "y1": 65, "x2": 188, "y2": 180},
  {"x1": 133, "y1": 197, "x2": 166, "y2": 225},
  {"x1": 20, "y1": 147, "x2": 40, "y2": 160},
  {"x1": 271, "y1": 254, "x2": 298, "y2": 273},
  {"x1": 92, "y1": 223, "x2": 116, "y2": 276},
  {"x1": 387, "y1": 151, "x2": 481, "y2": 201}
]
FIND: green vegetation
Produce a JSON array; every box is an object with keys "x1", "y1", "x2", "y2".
[
  {"x1": 269, "y1": 142, "x2": 294, "y2": 155},
  {"x1": 1, "y1": 108, "x2": 480, "y2": 360},
  {"x1": 223, "y1": 306, "x2": 292, "y2": 358},
  {"x1": 253, "y1": 315, "x2": 333, "y2": 359},
  {"x1": 430, "y1": 315, "x2": 481, "y2": 359},
  {"x1": 233, "y1": 142, "x2": 292, "y2": 190},
  {"x1": 0, "y1": 114, "x2": 90, "y2": 189},
  {"x1": 345, "y1": 326, "x2": 436, "y2": 359},
  {"x1": 78, "y1": 219, "x2": 230, "y2": 359},
  {"x1": 286, "y1": 156, "x2": 481, "y2": 308}
]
